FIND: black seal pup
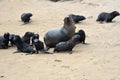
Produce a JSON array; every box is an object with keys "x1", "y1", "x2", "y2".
[
  {"x1": 9, "y1": 34, "x2": 16, "y2": 46},
  {"x1": 72, "y1": 34, "x2": 81, "y2": 45},
  {"x1": 32, "y1": 39, "x2": 44, "y2": 53},
  {"x1": 3, "y1": 32, "x2": 10, "y2": 47},
  {"x1": 74, "y1": 29, "x2": 86, "y2": 44},
  {"x1": 69, "y1": 14, "x2": 86, "y2": 23},
  {"x1": 53, "y1": 36, "x2": 76, "y2": 54},
  {"x1": 0, "y1": 32, "x2": 10, "y2": 49},
  {"x1": 13, "y1": 35, "x2": 36, "y2": 53},
  {"x1": 22, "y1": 32, "x2": 34, "y2": 44},
  {"x1": 96, "y1": 11, "x2": 119, "y2": 23},
  {"x1": 44, "y1": 16, "x2": 76, "y2": 50},
  {"x1": 21, "y1": 13, "x2": 33, "y2": 23},
  {"x1": 32, "y1": 34, "x2": 39, "y2": 44}
]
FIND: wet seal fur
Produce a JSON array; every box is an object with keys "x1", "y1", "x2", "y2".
[
  {"x1": 13, "y1": 35, "x2": 36, "y2": 53},
  {"x1": 44, "y1": 16, "x2": 76, "y2": 50},
  {"x1": 21, "y1": 13, "x2": 33, "y2": 23},
  {"x1": 69, "y1": 14, "x2": 86, "y2": 23},
  {"x1": 96, "y1": 11, "x2": 119, "y2": 23}
]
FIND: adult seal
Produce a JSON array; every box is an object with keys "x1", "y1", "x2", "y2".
[{"x1": 44, "y1": 16, "x2": 76, "y2": 50}]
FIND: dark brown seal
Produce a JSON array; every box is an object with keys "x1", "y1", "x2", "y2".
[
  {"x1": 53, "y1": 36, "x2": 76, "y2": 54},
  {"x1": 0, "y1": 32, "x2": 10, "y2": 49},
  {"x1": 69, "y1": 14, "x2": 86, "y2": 23},
  {"x1": 21, "y1": 13, "x2": 33, "y2": 23},
  {"x1": 13, "y1": 35, "x2": 36, "y2": 53},
  {"x1": 96, "y1": 11, "x2": 119, "y2": 23},
  {"x1": 74, "y1": 29, "x2": 86, "y2": 44},
  {"x1": 22, "y1": 32, "x2": 34, "y2": 44},
  {"x1": 44, "y1": 16, "x2": 76, "y2": 50}
]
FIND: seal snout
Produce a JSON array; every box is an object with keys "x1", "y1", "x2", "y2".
[{"x1": 64, "y1": 16, "x2": 70, "y2": 23}]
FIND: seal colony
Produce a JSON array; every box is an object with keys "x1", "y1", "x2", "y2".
[{"x1": 0, "y1": 10, "x2": 119, "y2": 54}]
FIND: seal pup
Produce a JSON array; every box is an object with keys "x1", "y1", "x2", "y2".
[
  {"x1": 22, "y1": 32, "x2": 34, "y2": 44},
  {"x1": 3, "y1": 32, "x2": 10, "y2": 47},
  {"x1": 72, "y1": 34, "x2": 81, "y2": 45},
  {"x1": 74, "y1": 29, "x2": 86, "y2": 44},
  {"x1": 32, "y1": 38, "x2": 44, "y2": 53},
  {"x1": 69, "y1": 14, "x2": 86, "y2": 23},
  {"x1": 96, "y1": 11, "x2": 119, "y2": 23},
  {"x1": 13, "y1": 35, "x2": 36, "y2": 53},
  {"x1": 21, "y1": 13, "x2": 33, "y2": 23},
  {"x1": 53, "y1": 36, "x2": 76, "y2": 54},
  {"x1": 0, "y1": 32, "x2": 10, "y2": 49},
  {"x1": 32, "y1": 33, "x2": 39, "y2": 44},
  {"x1": 44, "y1": 16, "x2": 76, "y2": 50},
  {"x1": 9, "y1": 34, "x2": 16, "y2": 46}
]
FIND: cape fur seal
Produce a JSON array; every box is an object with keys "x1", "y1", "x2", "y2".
[
  {"x1": 69, "y1": 14, "x2": 86, "y2": 23},
  {"x1": 96, "y1": 11, "x2": 119, "y2": 23},
  {"x1": 32, "y1": 38, "x2": 44, "y2": 53},
  {"x1": 44, "y1": 16, "x2": 76, "y2": 50},
  {"x1": 22, "y1": 32, "x2": 34, "y2": 44},
  {"x1": 13, "y1": 35, "x2": 36, "y2": 53},
  {"x1": 21, "y1": 13, "x2": 33, "y2": 23},
  {"x1": 54, "y1": 36, "x2": 76, "y2": 54},
  {"x1": 0, "y1": 32, "x2": 10, "y2": 49},
  {"x1": 74, "y1": 29, "x2": 86, "y2": 44}
]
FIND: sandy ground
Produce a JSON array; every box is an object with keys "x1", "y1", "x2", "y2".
[{"x1": 0, "y1": 0, "x2": 120, "y2": 80}]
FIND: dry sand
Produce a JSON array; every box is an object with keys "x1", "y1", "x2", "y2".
[{"x1": 0, "y1": 0, "x2": 120, "y2": 80}]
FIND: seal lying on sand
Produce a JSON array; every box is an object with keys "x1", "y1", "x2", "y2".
[
  {"x1": 72, "y1": 34, "x2": 81, "y2": 45},
  {"x1": 69, "y1": 14, "x2": 86, "y2": 23},
  {"x1": 21, "y1": 13, "x2": 33, "y2": 23},
  {"x1": 53, "y1": 36, "x2": 76, "y2": 54},
  {"x1": 74, "y1": 29, "x2": 86, "y2": 44},
  {"x1": 44, "y1": 16, "x2": 76, "y2": 50},
  {"x1": 96, "y1": 11, "x2": 119, "y2": 23},
  {"x1": 0, "y1": 32, "x2": 10, "y2": 49},
  {"x1": 13, "y1": 35, "x2": 36, "y2": 53}
]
